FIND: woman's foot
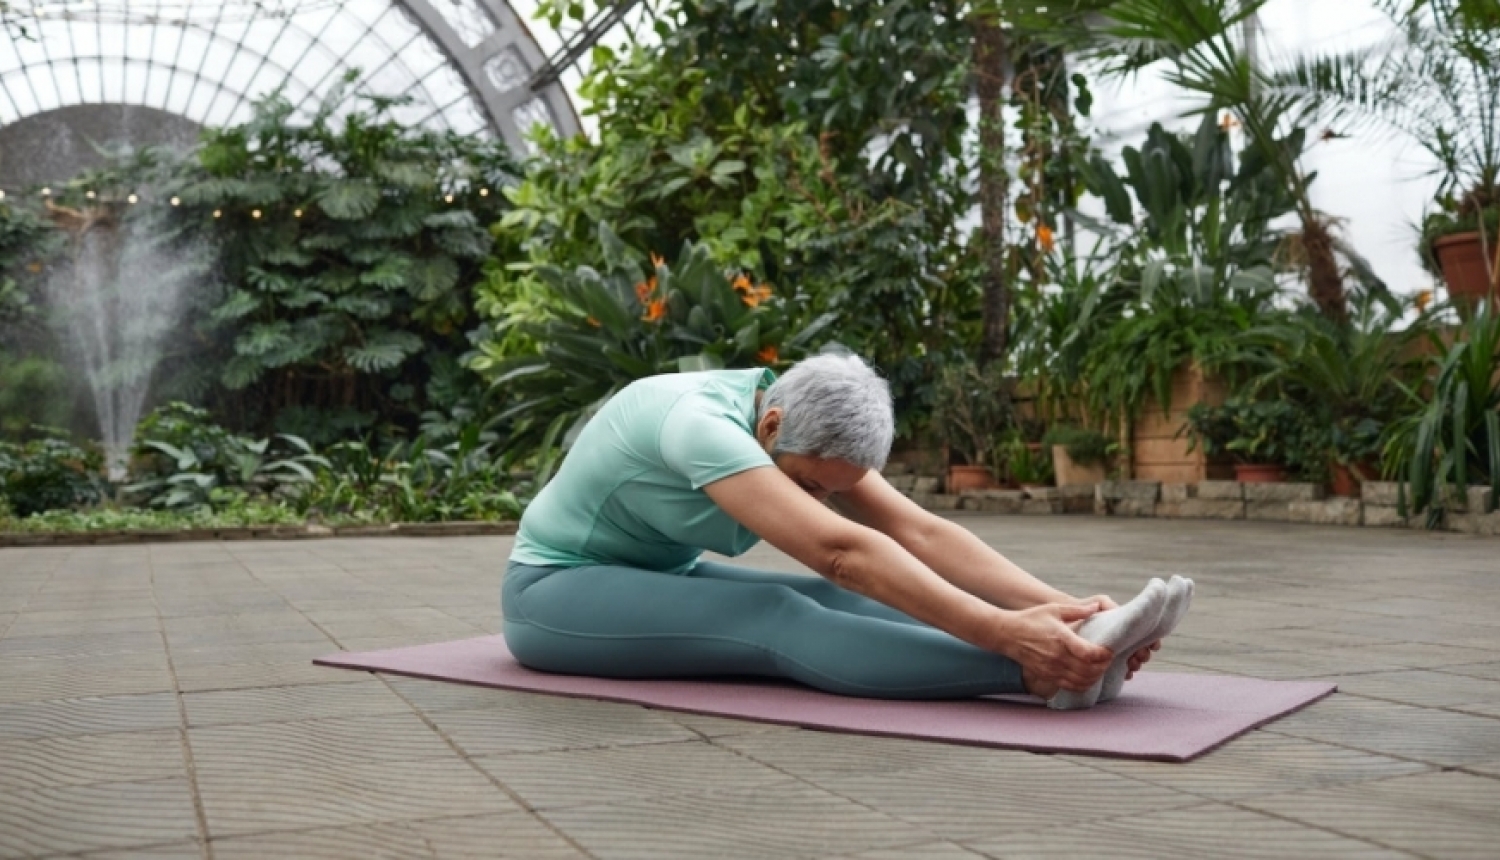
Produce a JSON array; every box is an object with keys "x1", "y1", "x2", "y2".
[
  {"x1": 1097, "y1": 575, "x2": 1194, "y2": 703},
  {"x1": 1046, "y1": 579, "x2": 1169, "y2": 711}
]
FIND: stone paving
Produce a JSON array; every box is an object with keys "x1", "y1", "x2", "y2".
[{"x1": 1, "y1": 516, "x2": 1498, "y2": 859}]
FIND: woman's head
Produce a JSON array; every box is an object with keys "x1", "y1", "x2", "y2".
[{"x1": 755, "y1": 352, "x2": 894, "y2": 498}]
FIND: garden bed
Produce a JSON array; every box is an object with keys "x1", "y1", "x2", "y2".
[{"x1": 0, "y1": 519, "x2": 518, "y2": 547}]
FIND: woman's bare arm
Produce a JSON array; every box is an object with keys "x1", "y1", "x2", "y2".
[
  {"x1": 834, "y1": 472, "x2": 1081, "y2": 610},
  {"x1": 703, "y1": 466, "x2": 1111, "y2": 692}
]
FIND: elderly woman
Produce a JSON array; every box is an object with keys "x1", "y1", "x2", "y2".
[{"x1": 503, "y1": 354, "x2": 1184, "y2": 707}]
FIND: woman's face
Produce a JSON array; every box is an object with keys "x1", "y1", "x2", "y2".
[
  {"x1": 755, "y1": 403, "x2": 868, "y2": 500},
  {"x1": 772, "y1": 453, "x2": 867, "y2": 502}
]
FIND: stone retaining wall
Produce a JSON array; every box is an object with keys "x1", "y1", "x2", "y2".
[{"x1": 898, "y1": 475, "x2": 1500, "y2": 538}]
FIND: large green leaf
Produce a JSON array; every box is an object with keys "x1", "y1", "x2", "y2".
[
  {"x1": 317, "y1": 180, "x2": 381, "y2": 220},
  {"x1": 344, "y1": 330, "x2": 424, "y2": 372}
]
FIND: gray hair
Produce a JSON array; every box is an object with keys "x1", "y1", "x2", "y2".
[{"x1": 760, "y1": 352, "x2": 894, "y2": 470}]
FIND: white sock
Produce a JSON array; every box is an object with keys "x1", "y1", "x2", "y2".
[
  {"x1": 1047, "y1": 579, "x2": 1169, "y2": 711},
  {"x1": 1097, "y1": 575, "x2": 1194, "y2": 703}
]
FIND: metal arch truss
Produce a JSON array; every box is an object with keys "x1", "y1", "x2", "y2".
[
  {"x1": 402, "y1": 0, "x2": 583, "y2": 151},
  {"x1": 0, "y1": 0, "x2": 580, "y2": 154}
]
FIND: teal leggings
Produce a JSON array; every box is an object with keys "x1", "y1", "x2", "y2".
[{"x1": 502, "y1": 560, "x2": 1025, "y2": 700}]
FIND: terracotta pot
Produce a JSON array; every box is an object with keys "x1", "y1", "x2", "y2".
[
  {"x1": 1051, "y1": 445, "x2": 1107, "y2": 487},
  {"x1": 1433, "y1": 232, "x2": 1499, "y2": 310},
  {"x1": 1234, "y1": 462, "x2": 1287, "y2": 483},
  {"x1": 1329, "y1": 461, "x2": 1378, "y2": 498},
  {"x1": 946, "y1": 464, "x2": 997, "y2": 493}
]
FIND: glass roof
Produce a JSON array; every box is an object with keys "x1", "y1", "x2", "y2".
[{"x1": 0, "y1": 0, "x2": 578, "y2": 141}]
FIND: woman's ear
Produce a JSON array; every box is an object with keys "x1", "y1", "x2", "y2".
[{"x1": 756, "y1": 406, "x2": 784, "y2": 450}]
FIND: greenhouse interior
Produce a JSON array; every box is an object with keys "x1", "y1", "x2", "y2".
[{"x1": 1, "y1": 1, "x2": 1499, "y2": 857}]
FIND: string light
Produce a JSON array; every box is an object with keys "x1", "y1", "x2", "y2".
[
  {"x1": 127, "y1": 193, "x2": 139, "y2": 204},
  {"x1": 170, "y1": 196, "x2": 180, "y2": 206},
  {"x1": 41, "y1": 187, "x2": 51, "y2": 197},
  {"x1": 479, "y1": 188, "x2": 489, "y2": 197},
  {"x1": 213, "y1": 209, "x2": 222, "y2": 218},
  {"x1": 251, "y1": 209, "x2": 262, "y2": 219},
  {"x1": 294, "y1": 209, "x2": 303, "y2": 218},
  {"x1": 444, "y1": 194, "x2": 454, "y2": 203},
  {"x1": 86, "y1": 190, "x2": 96, "y2": 199}
]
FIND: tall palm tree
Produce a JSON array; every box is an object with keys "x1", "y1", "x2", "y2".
[
  {"x1": 1274, "y1": 0, "x2": 1500, "y2": 294},
  {"x1": 1005, "y1": 0, "x2": 1352, "y2": 321}
]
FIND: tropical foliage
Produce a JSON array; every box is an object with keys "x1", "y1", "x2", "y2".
[{"x1": 170, "y1": 84, "x2": 518, "y2": 432}]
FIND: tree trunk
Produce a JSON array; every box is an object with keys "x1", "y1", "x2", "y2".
[
  {"x1": 1301, "y1": 213, "x2": 1348, "y2": 323},
  {"x1": 973, "y1": 13, "x2": 1011, "y2": 369}
]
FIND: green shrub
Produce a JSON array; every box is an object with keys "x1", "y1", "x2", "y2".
[
  {"x1": 0, "y1": 432, "x2": 105, "y2": 517},
  {"x1": 1041, "y1": 424, "x2": 1113, "y2": 465}
]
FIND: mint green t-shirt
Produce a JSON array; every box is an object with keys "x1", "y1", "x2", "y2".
[{"x1": 510, "y1": 368, "x2": 776, "y2": 573}]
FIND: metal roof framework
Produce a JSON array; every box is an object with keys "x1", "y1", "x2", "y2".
[{"x1": 0, "y1": 0, "x2": 583, "y2": 154}]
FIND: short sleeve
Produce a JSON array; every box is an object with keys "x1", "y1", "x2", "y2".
[{"x1": 658, "y1": 400, "x2": 774, "y2": 490}]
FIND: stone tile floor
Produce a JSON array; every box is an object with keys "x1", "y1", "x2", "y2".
[{"x1": 1, "y1": 516, "x2": 1498, "y2": 859}]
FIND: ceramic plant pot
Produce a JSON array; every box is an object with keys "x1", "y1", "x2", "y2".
[
  {"x1": 1233, "y1": 462, "x2": 1287, "y2": 483},
  {"x1": 1433, "y1": 232, "x2": 1499, "y2": 310},
  {"x1": 946, "y1": 464, "x2": 997, "y2": 493}
]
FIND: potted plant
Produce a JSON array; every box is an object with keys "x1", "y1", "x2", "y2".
[
  {"x1": 1042, "y1": 424, "x2": 1112, "y2": 486},
  {"x1": 1286, "y1": 0, "x2": 1499, "y2": 311},
  {"x1": 1381, "y1": 305, "x2": 1500, "y2": 527},
  {"x1": 1185, "y1": 397, "x2": 1301, "y2": 483},
  {"x1": 929, "y1": 361, "x2": 1015, "y2": 492},
  {"x1": 996, "y1": 429, "x2": 1056, "y2": 489}
]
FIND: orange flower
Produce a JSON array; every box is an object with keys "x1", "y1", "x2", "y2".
[
  {"x1": 634, "y1": 276, "x2": 658, "y2": 304},
  {"x1": 642, "y1": 298, "x2": 667, "y2": 322},
  {"x1": 1415, "y1": 289, "x2": 1433, "y2": 312},
  {"x1": 1037, "y1": 223, "x2": 1055, "y2": 253},
  {"x1": 732, "y1": 274, "x2": 752, "y2": 294},
  {"x1": 651, "y1": 252, "x2": 665, "y2": 269},
  {"x1": 757, "y1": 344, "x2": 779, "y2": 364},
  {"x1": 740, "y1": 282, "x2": 774, "y2": 308}
]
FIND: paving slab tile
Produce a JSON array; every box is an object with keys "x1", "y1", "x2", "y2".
[
  {"x1": 0, "y1": 778, "x2": 198, "y2": 858},
  {"x1": 197, "y1": 757, "x2": 518, "y2": 837},
  {"x1": 76, "y1": 840, "x2": 205, "y2": 858},
  {"x1": 540, "y1": 779, "x2": 924, "y2": 860},
  {"x1": 189, "y1": 712, "x2": 455, "y2": 771},
  {"x1": 805, "y1": 752, "x2": 1198, "y2": 842},
  {"x1": 173, "y1": 658, "x2": 371, "y2": 693},
  {"x1": 659, "y1": 710, "x2": 794, "y2": 739},
  {"x1": 0, "y1": 661, "x2": 174, "y2": 704},
  {"x1": 833, "y1": 842, "x2": 990, "y2": 860},
  {"x1": 166, "y1": 640, "x2": 333, "y2": 668},
  {"x1": 1261, "y1": 694, "x2": 1500, "y2": 765},
  {"x1": 181, "y1": 679, "x2": 411, "y2": 727},
  {"x1": 1333, "y1": 668, "x2": 1500, "y2": 708},
  {"x1": 1242, "y1": 771, "x2": 1500, "y2": 860},
  {"x1": 383, "y1": 675, "x2": 546, "y2": 712},
  {"x1": 472, "y1": 740, "x2": 787, "y2": 810},
  {"x1": 969, "y1": 802, "x2": 1415, "y2": 859},
  {"x1": 404, "y1": 812, "x2": 588, "y2": 859},
  {"x1": 0, "y1": 730, "x2": 184, "y2": 792},
  {"x1": 0, "y1": 693, "x2": 182, "y2": 741},
  {"x1": 717, "y1": 729, "x2": 996, "y2": 779},
  {"x1": 423, "y1": 697, "x2": 698, "y2": 756},
  {"x1": 1439, "y1": 661, "x2": 1500, "y2": 682},
  {"x1": 0, "y1": 630, "x2": 165, "y2": 658},
  {"x1": 3, "y1": 615, "x2": 163, "y2": 638},
  {"x1": 209, "y1": 821, "x2": 434, "y2": 859},
  {"x1": 1060, "y1": 731, "x2": 1432, "y2": 801}
]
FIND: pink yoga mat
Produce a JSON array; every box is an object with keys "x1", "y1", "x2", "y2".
[{"x1": 315, "y1": 637, "x2": 1335, "y2": 762}]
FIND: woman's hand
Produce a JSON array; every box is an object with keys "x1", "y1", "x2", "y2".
[{"x1": 998, "y1": 603, "x2": 1113, "y2": 698}]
